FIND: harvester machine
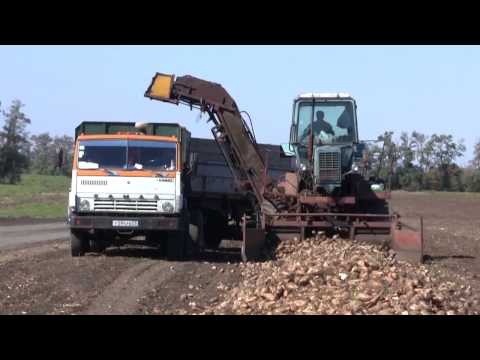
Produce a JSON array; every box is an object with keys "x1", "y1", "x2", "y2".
[{"x1": 145, "y1": 73, "x2": 424, "y2": 264}]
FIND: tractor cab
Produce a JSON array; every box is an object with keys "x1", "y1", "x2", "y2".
[{"x1": 287, "y1": 93, "x2": 365, "y2": 195}]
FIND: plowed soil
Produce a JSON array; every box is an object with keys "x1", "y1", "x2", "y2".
[{"x1": 0, "y1": 191, "x2": 478, "y2": 315}]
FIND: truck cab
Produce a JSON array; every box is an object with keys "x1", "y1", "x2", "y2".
[{"x1": 68, "y1": 121, "x2": 191, "y2": 257}]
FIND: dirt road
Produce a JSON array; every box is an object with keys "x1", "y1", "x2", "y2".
[
  {"x1": 0, "y1": 222, "x2": 68, "y2": 249},
  {"x1": 0, "y1": 191, "x2": 478, "y2": 315}
]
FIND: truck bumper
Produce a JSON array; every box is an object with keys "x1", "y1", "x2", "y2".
[{"x1": 69, "y1": 214, "x2": 181, "y2": 231}]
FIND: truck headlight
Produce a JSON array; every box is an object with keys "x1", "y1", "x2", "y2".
[
  {"x1": 162, "y1": 201, "x2": 174, "y2": 213},
  {"x1": 351, "y1": 164, "x2": 360, "y2": 173},
  {"x1": 79, "y1": 199, "x2": 91, "y2": 212}
]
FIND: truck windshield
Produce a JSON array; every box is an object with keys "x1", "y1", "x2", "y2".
[
  {"x1": 77, "y1": 139, "x2": 177, "y2": 171},
  {"x1": 297, "y1": 101, "x2": 356, "y2": 146}
]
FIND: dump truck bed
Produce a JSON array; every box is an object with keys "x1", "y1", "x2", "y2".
[{"x1": 189, "y1": 137, "x2": 294, "y2": 197}]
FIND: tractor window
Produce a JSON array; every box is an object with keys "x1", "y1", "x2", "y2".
[
  {"x1": 297, "y1": 104, "x2": 313, "y2": 146},
  {"x1": 297, "y1": 101, "x2": 356, "y2": 145}
]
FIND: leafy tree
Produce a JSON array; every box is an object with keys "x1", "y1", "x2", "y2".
[
  {"x1": 396, "y1": 163, "x2": 424, "y2": 191},
  {"x1": 363, "y1": 142, "x2": 382, "y2": 175},
  {"x1": 394, "y1": 132, "x2": 425, "y2": 190},
  {"x1": 465, "y1": 168, "x2": 480, "y2": 192},
  {"x1": 363, "y1": 131, "x2": 398, "y2": 189},
  {"x1": 31, "y1": 132, "x2": 54, "y2": 174},
  {"x1": 423, "y1": 134, "x2": 465, "y2": 190},
  {"x1": 367, "y1": 130, "x2": 472, "y2": 192},
  {"x1": 465, "y1": 141, "x2": 480, "y2": 192},
  {"x1": 0, "y1": 100, "x2": 31, "y2": 184},
  {"x1": 427, "y1": 134, "x2": 465, "y2": 167},
  {"x1": 423, "y1": 168, "x2": 442, "y2": 191},
  {"x1": 410, "y1": 131, "x2": 427, "y2": 167},
  {"x1": 30, "y1": 133, "x2": 74, "y2": 175},
  {"x1": 52, "y1": 134, "x2": 74, "y2": 175},
  {"x1": 446, "y1": 163, "x2": 465, "y2": 192},
  {"x1": 471, "y1": 138, "x2": 480, "y2": 169},
  {"x1": 410, "y1": 131, "x2": 430, "y2": 187},
  {"x1": 398, "y1": 132, "x2": 415, "y2": 167}
]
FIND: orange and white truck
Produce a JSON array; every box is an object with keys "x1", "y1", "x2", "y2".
[
  {"x1": 67, "y1": 121, "x2": 294, "y2": 260},
  {"x1": 68, "y1": 122, "x2": 193, "y2": 259}
]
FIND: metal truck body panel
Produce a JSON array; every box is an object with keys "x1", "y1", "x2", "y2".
[{"x1": 189, "y1": 137, "x2": 294, "y2": 196}]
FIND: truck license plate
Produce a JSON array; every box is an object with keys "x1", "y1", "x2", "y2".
[{"x1": 112, "y1": 220, "x2": 139, "y2": 228}]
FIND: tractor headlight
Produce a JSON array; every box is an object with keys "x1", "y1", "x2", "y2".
[
  {"x1": 79, "y1": 199, "x2": 91, "y2": 212},
  {"x1": 351, "y1": 163, "x2": 360, "y2": 173},
  {"x1": 162, "y1": 201, "x2": 174, "y2": 213}
]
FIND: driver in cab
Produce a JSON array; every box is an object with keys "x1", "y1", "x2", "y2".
[
  {"x1": 125, "y1": 148, "x2": 143, "y2": 170},
  {"x1": 302, "y1": 110, "x2": 335, "y2": 144}
]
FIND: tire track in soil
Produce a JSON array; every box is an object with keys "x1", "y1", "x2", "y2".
[{"x1": 84, "y1": 259, "x2": 185, "y2": 315}]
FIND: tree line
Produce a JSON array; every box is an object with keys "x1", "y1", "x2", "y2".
[
  {"x1": 1, "y1": 99, "x2": 479, "y2": 191},
  {"x1": 0, "y1": 99, "x2": 73, "y2": 184},
  {"x1": 365, "y1": 131, "x2": 480, "y2": 192}
]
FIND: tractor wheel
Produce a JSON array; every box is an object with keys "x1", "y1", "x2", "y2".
[{"x1": 369, "y1": 200, "x2": 390, "y2": 215}]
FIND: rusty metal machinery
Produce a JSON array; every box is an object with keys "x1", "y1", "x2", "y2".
[
  {"x1": 145, "y1": 73, "x2": 424, "y2": 264},
  {"x1": 145, "y1": 73, "x2": 270, "y2": 208}
]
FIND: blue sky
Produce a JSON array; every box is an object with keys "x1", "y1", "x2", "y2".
[{"x1": 0, "y1": 45, "x2": 478, "y2": 163}]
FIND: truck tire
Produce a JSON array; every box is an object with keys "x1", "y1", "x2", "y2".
[
  {"x1": 166, "y1": 231, "x2": 186, "y2": 260},
  {"x1": 89, "y1": 231, "x2": 108, "y2": 253},
  {"x1": 70, "y1": 230, "x2": 88, "y2": 257},
  {"x1": 146, "y1": 231, "x2": 167, "y2": 257},
  {"x1": 188, "y1": 209, "x2": 204, "y2": 256},
  {"x1": 90, "y1": 238, "x2": 106, "y2": 253},
  {"x1": 204, "y1": 211, "x2": 225, "y2": 250}
]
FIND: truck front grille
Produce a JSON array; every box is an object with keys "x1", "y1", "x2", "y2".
[
  {"x1": 318, "y1": 151, "x2": 341, "y2": 182},
  {"x1": 81, "y1": 179, "x2": 108, "y2": 186},
  {"x1": 94, "y1": 199, "x2": 158, "y2": 212}
]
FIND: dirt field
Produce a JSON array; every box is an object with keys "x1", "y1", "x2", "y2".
[
  {"x1": 0, "y1": 191, "x2": 478, "y2": 315},
  {"x1": 391, "y1": 191, "x2": 480, "y2": 280}
]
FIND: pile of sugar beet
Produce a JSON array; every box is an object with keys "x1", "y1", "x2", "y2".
[{"x1": 198, "y1": 233, "x2": 479, "y2": 315}]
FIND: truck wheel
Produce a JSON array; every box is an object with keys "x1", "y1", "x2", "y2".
[
  {"x1": 166, "y1": 231, "x2": 186, "y2": 261},
  {"x1": 204, "y1": 211, "x2": 225, "y2": 249},
  {"x1": 70, "y1": 230, "x2": 88, "y2": 257},
  {"x1": 146, "y1": 231, "x2": 167, "y2": 256},
  {"x1": 188, "y1": 209, "x2": 204, "y2": 256},
  {"x1": 89, "y1": 232, "x2": 107, "y2": 253},
  {"x1": 90, "y1": 238, "x2": 106, "y2": 253}
]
